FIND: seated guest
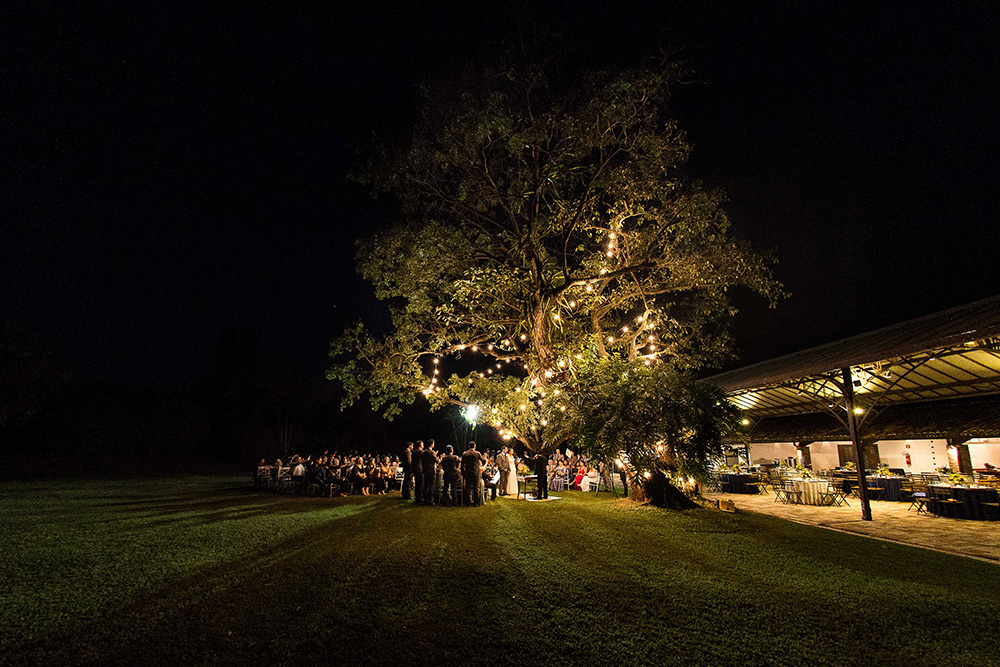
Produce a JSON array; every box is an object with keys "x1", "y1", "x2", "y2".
[
  {"x1": 349, "y1": 458, "x2": 368, "y2": 495},
  {"x1": 483, "y1": 463, "x2": 500, "y2": 501},
  {"x1": 572, "y1": 465, "x2": 587, "y2": 490}
]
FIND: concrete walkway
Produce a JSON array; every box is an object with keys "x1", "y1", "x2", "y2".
[{"x1": 704, "y1": 490, "x2": 1000, "y2": 563}]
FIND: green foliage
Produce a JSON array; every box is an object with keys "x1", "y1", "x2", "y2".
[
  {"x1": 330, "y1": 49, "x2": 783, "y2": 458},
  {"x1": 571, "y1": 357, "x2": 739, "y2": 482}
]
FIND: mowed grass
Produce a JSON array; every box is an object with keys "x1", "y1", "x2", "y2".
[{"x1": 1, "y1": 476, "x2": 997, "y2": 667}]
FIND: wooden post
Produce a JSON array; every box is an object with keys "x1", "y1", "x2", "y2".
[
  {"x1": 796, "y1": 442, "x2": 812, "y2": 468},
  {"x1": 841, "y1": 367, "x2": 872, "y2": 521},
  {"x1": 948, "y1": 437, "x2": 973, "y2": 474}
]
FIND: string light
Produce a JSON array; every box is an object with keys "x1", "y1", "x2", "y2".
[
  {"x1": 559, "y1": 405, "x2": 566, "y2": 411},
  {"x1": 433, "y1": 358, "x2": 439, "y2": 364},
  {"x1": 607, "y1": 336, "x2": 614, "y2": 343},
  {"x1": 540, "y1": 419, "x2": 548, "y2": 426},
  {"x1": 520, "y1": 404, "x2": 527, "y2": 411},
  {"x1": 488, "y1": 344, "x2": 494, "y2": 351},
  {"x1": 553, "y1": 313, "x2": 560, "y2": 321},
  {"x1": 520, "y1": 334, "x2": 527, "y2": 341},
  {"x1": 569, "y1": 301, "x2": 576, "y2": 307},
  {"x1": 585, "y1": 285, "x2": 593, "y2": 292},
  {"x1": 622, "y1": 326, "x2": 629, "y2": 333}
]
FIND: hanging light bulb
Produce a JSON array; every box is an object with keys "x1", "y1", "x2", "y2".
[
  {"x1": 520, "y1": 334, "x2": 527, "y2": 341},
  {"x1": 569, "y1": 300, "x2": 577, "y2": 307}
]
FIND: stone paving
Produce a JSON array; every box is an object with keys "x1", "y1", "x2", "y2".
[{"x1": 704, "y1": 489, "x2": 1000, "y2": 563}]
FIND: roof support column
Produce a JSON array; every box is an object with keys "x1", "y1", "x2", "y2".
[
  {"x1": 795, "y1": 442, "x2": 812, "y2": 468},
  {"x1": 948, "y1": 437, "x2": 973, "y2": 474},
  {"x1": 841, "y1": 367, "x2": 872, "y2": 521}
]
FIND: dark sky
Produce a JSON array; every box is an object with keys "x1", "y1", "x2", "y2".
[{"x1": 4, "y1": 1, "x2": 999, "y2": 389}]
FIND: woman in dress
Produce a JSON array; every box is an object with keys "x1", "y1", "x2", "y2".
[
  {"x1": 572, "y1": 464, "x2": 587, "y2": 490},
  {"x1": 504, "y1": 450, "x2": 519, "y2": 496}
]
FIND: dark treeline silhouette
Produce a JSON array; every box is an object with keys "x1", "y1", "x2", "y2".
[{"x1": 0, "y1": 323, "x2": 448, "y2": 478}]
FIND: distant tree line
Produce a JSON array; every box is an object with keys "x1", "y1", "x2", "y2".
[{"x1": 0, "y1": 322, "x2": 412, "y2": 478}]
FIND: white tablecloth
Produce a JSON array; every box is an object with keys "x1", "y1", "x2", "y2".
[{"x1": 790, "y1": 479, "x2": 828, "y2": 505}]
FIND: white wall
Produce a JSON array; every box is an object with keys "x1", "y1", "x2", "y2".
[
  {"x1": 807, "y1": 441, "x2": 844, "y2": 471},
  {"x1": 969, "y1": 438, "x2": 1000, "y2": 469},
  {"x1": 747, "y1": 442, "x2": 797, "y2": 466},
  {"x1": 750, "y1": 438, "x2": 1000, "y2": 473},
  {"x1": 876, "y1": 440, "x2": 943, "y2": 473}
]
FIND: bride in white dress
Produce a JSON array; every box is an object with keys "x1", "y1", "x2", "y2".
[{"x1": 504, "y1": 451, "x2": 519, "y2": 496}]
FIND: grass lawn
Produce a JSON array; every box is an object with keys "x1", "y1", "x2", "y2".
[{"x1": 1, "y1": 475, "x2": 997, "y2": 666}]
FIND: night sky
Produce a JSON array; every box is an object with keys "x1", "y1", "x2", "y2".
[{"x1": 4, "y1": 1, "x2": 999, "y2": 390}]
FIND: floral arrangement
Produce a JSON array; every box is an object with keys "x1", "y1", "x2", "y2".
[
  {"x1": 874, "y1": 463, "x2": 890, "y2": 476},
  {"x1": 937, "y1": 466, "x2": 952, "y2": 475},
  {"x1": 730, "y1": 464, "x2": 743, "y2": 474},
  {"x1": 843, "y1": 461, "x2": 856, "y2": 472},
  {"x1": 794, "y1": 464, "x2": 812, "y2": 479},
  {"x1": 948, "y1": 472, "x2": 967, "y2": 486}
]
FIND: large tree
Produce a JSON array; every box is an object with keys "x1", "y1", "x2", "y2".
[{"x1": 329, "y1": 53, "x2": 781, "y2": 473}]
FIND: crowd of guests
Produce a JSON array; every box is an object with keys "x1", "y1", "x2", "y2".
[{"x1": 254, "y1": 441, "x2": 627, "y2": 503}]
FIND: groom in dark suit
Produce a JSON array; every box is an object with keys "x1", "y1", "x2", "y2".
[
  {"x1": 497, "y1": 446, "x2": 510, "y2": 496},
  {"x1": 461, "y1": 441, "x2": 486, "y2": 506}
]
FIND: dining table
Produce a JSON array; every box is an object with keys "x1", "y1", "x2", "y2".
[
  {"x1": 788, "y1": 478, "x2": 829, "y2": 505},
  {"x1": 720, "y1": 473, "x2": 759, "y2": 494},
  {"x1": 927, "y1": 484, "x2": 1000, "y2": 520},
  {"x1": 865, "y1": 475, "x2": 907, "y2": 501}
]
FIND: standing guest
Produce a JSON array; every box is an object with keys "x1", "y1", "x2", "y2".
[
  {"x1": 420, "y1": 441, "x2": 439, "y2": 505},
  {"x1": 401, "y1": 442, "x2": 414, "y2": 499},
  {"x1": 440, "y1": 445, "x2": 461, "y2": 506},
  {"x1": 411, "y1": 441, "x2": 424, "y2": 503},
  {"x1": 533, "y1": 452, "x2": 549, "y2": 499},
  {"x1": 291, "y1": 458, "x2": 306, "y2": 494},
  {"x1": 461, "y1": 441, "x2": 486, "y2": 506},
  {"x1": 497, "y1": 446, "x2": 511, "y2": 496}
]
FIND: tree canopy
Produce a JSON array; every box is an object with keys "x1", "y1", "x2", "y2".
[{"x1": 329, "y1": 53, "x2": 782, "y2": 475}]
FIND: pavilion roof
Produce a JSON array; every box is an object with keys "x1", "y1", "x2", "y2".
[{"x1": 705, "y1": 295, "x2": 1000, "y2": 419}]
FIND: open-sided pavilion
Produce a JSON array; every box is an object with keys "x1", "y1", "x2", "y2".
[{"x1": 705, "y1": 295, "x2": 1000, "y2": 520}]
